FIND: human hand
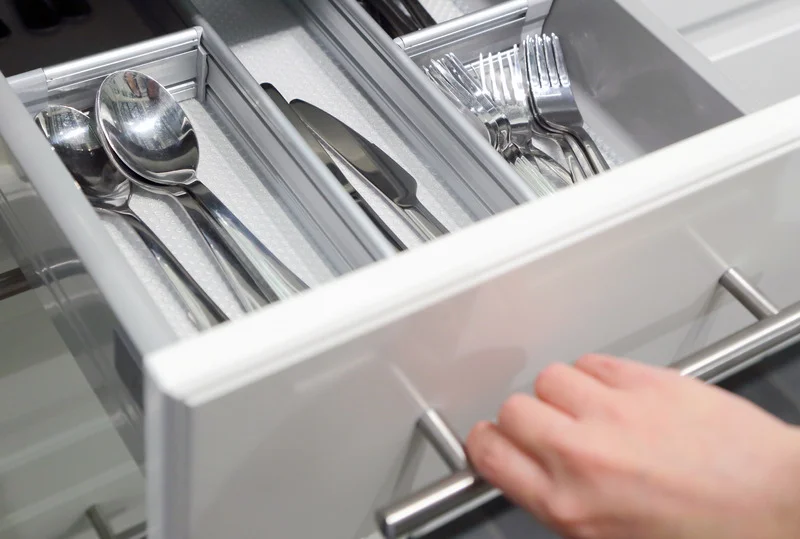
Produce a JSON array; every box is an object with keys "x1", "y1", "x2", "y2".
[{"x1": 466, "y1": 355, "x2": 800, "y2": 539}]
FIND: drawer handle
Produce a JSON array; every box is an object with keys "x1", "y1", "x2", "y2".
[
  {"x1": 86, "y1": 505, "x2": 146, "y2": 539},
  {"x1": 377, "y1": 267, "x2": 798, "y2": 538}
]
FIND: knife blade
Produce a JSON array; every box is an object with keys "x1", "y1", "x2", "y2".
[
  {"x1": 261, "y1": 84, "x2": 407, "y2": 252},
  {"x1": 290, "y1": 99, "x2": 449, "y2": 241}
]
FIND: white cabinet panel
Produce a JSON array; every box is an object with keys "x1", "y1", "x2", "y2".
[
  {"x1": 146, "y1": 95, "x2": 800, "y2": 539},
  {"x1": 639, "y1": 0, "x2": 800, "y2": 109},
  {"x1": 688, "y1": 0, "x2": 800, "y2": 110},
  {"x1": 639, "y1": 0, "x2": 760, "y2": 30}
]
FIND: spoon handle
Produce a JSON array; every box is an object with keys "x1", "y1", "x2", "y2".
[
  {"x1": 186, "y1": 181, "x2": 309, "y2": 302},
  {"x1": 172, "y1": 193, "x2": 274, "y2": 312},
  {"x1": 110, "y1": 209, "x2": 229, "y2": 330}
]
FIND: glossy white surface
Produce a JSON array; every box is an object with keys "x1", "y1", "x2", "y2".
[
  {"x1": 640, "y1": 0, "x2": 800, "y2": 109},
  {"x1": 147, "y1": 95, "x2": 800, "y2": 539},
  {"x1": 0, "y1": 292, "x2": 144, "y2": 539}
]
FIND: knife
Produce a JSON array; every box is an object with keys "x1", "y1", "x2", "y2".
[
  {"x1": 262, "y1": 84, "x2": 407, "y2": 252},
  {"x1": 290, "y1": 99, "x2": 449, "y2": 242}
]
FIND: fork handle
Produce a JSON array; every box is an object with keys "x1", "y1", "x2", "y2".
[
  {"x1": 552, "y1": 136, "x2": 588, "y2": 182},
  {"x1": 573, "y1": 126, "x2": 611, "y2": 173}
]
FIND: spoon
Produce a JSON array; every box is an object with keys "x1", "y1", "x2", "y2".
[
  {"x1": 95, "y1": 70, "x2": 308, "y2": 304},
  {"x1": 34, "y1": 104, "x2": 228, "y2": 330}
]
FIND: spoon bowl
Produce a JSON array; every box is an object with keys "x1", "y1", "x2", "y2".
[
  {"x1": 33, "y1": 105, "x2": 132, "y2": 210},
  {"x1": 96, "y1": 70, "x2": 198, "y2": 186}
]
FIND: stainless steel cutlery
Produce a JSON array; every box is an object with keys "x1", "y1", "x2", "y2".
[
  {"x1": 31, "y1": 30, "x2": 603, "y2": 329},
  {"x1": 525, "y1": 34, "x2": 610, "y2": 174},
  {"x1": 426, "y1": 32, "x2": 611, "y2": 191},
  {"x1": 358, "y1": 0, "x2": 435, "y2": 37},
  {"x1": 34, "y1": 104, "x2": 228, "y2": 330},
  {"x1": 290, "y1": 100, "x2": 449, "y2": 242},
  {"x1": 35, "y1": 70, "x2": 311, "y2": 328},
  {"x1": 95, "y1": 70, "x2": 308, "y2": 307},
  {"x1": 262, "y1": 83, "x2": 408, "y2": 251},
  {"x1": 263, "y1": 82, "x2": 448, "y2": 247}
]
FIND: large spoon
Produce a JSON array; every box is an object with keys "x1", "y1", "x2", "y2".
[
  {"x1": 34, "y1": 104, "x2": 228, "y2": 330},
  {"x1": 95, "y1": 70, "x2": 309, "y2": 304}
]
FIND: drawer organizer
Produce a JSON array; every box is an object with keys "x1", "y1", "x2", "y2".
[
  {"x1": 393, "y1": 0, "x2": 747, "y2": 170},
  {"x1": 179, "y1": 0, "x2": 530, "y2": 246},
  {"x1": 2, "y1": 25, "x2": 396, "y2": 464}
]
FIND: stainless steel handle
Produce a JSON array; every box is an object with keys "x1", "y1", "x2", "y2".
[
  {"x1": 377, "y1": 268, "x2": 795, "y2": 538},
  {"x1": 86, "y1": 505, "x2": 146, "y2": 539}
]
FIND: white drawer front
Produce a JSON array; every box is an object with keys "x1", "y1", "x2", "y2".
[{"x1": 146, "y1": 95, "x2": 800, "y2": 539}]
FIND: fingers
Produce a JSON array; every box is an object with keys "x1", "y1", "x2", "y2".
[
  {"x1": 575, "y1": 354, "x2": 674, "y2": 389},
  {"x1": 534, "y1": 363, "x2": 614, "y2": 418},
  {"x1": 496, "y1": 393, "x2": 574, "y2": 466},
  {"x1": 466, "y1": 421, "x2": 553, "y2": 522}
]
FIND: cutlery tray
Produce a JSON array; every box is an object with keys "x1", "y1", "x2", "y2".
[
  {"x1": 395, "y1": 0, "x2": 751, "y2": 170},
  {"x1": 3, "y1": 26, "x2": 400, "y2": 460},
  {"x1": 175, "y1": 0, "x2": 534, "y2": 245},
  {"x1": 11, "y1": 27, "x2": 390, "y2": 336}
]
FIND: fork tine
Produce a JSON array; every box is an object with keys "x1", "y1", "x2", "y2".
[
  {"x1": 523, "y1": 36, "x2": 539, "y2": 94},
  {"x1": 488, "y1": 53, "x2": 501, "y2": 104},
  {"x1": 478, "y1": 53, "x2": 489, "y2": 97},
  {"x1": 495, "y1": 52, "x2": 512, "y2": 104},
  {"x1": 550, "y1": 34, "x2": 570, "y2": 87},
  {"x1": 542, "y1": 34, "x2": 560, "y2": 88},
  {"x1": 507, "y1": 44, "x2": 526, "y2": 103},
  {"x1": 534, "y1": 35, "x2": 550, "y2": 89}
]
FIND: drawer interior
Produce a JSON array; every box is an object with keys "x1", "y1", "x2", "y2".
[
  {"x1": 180, "y1": 0, "x2": 530, "y2": 230},
  {"x1": 397, "y1": 0, "x2": 746, "y2": 169},
  {"x1": 10, "y1": 28, "x2": 381, "y2": 338}
]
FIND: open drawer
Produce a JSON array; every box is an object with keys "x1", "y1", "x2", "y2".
[
  {"x1": 2, "y1": 1, "x2": 800, "y2": 539},
  {"x1": 144, "y1": 94, "x2": 800, "y2": 539},
  {"x1": 140, "y1": 4, "x2": 800, "y2": 539}
]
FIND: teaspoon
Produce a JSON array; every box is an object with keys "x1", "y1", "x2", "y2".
[
  {"x1": 34, "y1": 104, "x2": 228, "y2": 330},
  {"x1": 95, "y1": 70, "x2": 309, "y2": 304}
]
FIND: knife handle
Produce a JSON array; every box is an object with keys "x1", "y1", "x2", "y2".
[
  {"x1": 353, "y1": 195, "x2": 408, "y2": 252},
  {"x1": 404, "y1": 204, "x2": 448, "y2": 241}
]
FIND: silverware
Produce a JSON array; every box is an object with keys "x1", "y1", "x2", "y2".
[
  {"x1": 477, "y1": 47, "x2": 578, "y2": 186},
  {"x1": 526, "y1": 33, "x2": 610, "y2": 174},
  {"x1": 262, "y1": 83, "x2": 407, "y2": 251},
  {"x1": 95, "y1": 70, "x2": 308, "y2": 305},
  {"x1": 428, "y1": 54, "x2": 560, "y2": 195},
  {"x1": 34, "y1": 104, "x2": 228, "y2": 330},
  {"x1": 290, "y1": 100, "x2": 449, "y2": 242},
  {"x1": 359, "y1": 0, "x2": 435, "y2": 36}
]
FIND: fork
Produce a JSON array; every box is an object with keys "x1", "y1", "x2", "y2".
[
  {"x1": 427, "y1": 56, "x2": 562, "y2": 195},
  {"x1": 526, "y1": 33, "x2": 610, "y2": 174},
  {"x1": 477, "y1": 47, "x2": 577, "y2": 186}
]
